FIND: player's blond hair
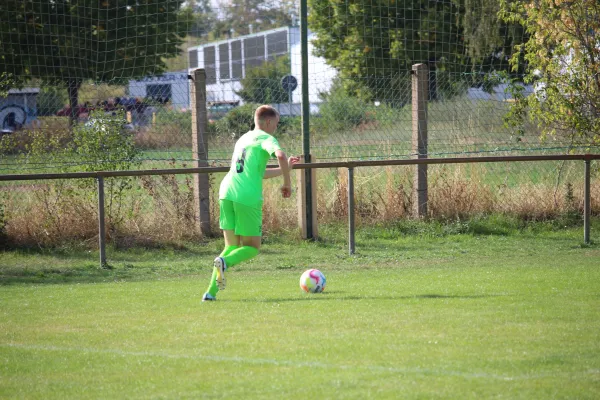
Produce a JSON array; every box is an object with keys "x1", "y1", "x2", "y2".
[{"x1": 254, "y1": 105, "x2": 279, "y2": 123}]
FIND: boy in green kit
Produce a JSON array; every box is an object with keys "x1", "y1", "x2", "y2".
[{"x1": 202, "y1": 105, "x2": 299, "y2": 301}]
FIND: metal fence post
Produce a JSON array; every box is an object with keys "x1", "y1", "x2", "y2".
[
  {"x1": 348, "y1": 167, "x2": 355, "y2": 255},
  {"x1": 97, "y1": 176, "x2": 107, "y2": 268},
  {"x1": 584, "y1": 158, "x2": 591, "y2": 244},
  {"x1": 301, "y1": 0, "x2": 314, "y2": 240}
]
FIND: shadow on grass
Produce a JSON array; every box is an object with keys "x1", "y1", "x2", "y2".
[
  {"x1": 1, "y1": 243, "x2": 213, "y2": 260},
  {"x1": 0, "y1": 261, "x2": 205, "y2": 286},
  {"x1": 226, "y1": 292, "x2": 498, "y2": 303},
  {"x1": 0, "y1": 242, "x2": 218, "y2": 286}
]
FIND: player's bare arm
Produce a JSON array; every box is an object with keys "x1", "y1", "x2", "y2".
[
  {"x1": 264, "y1": 155, "x2": 300, "y2": 179},
  {"x1": 274, "y1": 150, "x2": 293, "y2": 198}
]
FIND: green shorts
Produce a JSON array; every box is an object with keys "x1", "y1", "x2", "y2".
[{"x1": 219, "y1": 199, "x2": 262, "y2": 237}]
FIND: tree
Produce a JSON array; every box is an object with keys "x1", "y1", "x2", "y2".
[
  {"x1": 500, "y1": 0, "x2": 600, "y2": 144},
  {"x1": 179, "y1": 0, "x2": 215, "y2": 38},
  {"x1": 210, "y1": 0, "x2": 294, "y2": 39},
  {"x1": 0, "y1": 0, "x2": 187, "y2": 122},
  {"x1": 236, "y1": 55, "x2": 291, "y2": 104},
  {"x1": 308, "y1": 0, "x2": 526, "y2": 102},
  {"x1": 309, "y1": 0, "x2": 465, "y2": 102},
  {"x1": 462, "y1": 0, "x2": 527, "y2": 74}
]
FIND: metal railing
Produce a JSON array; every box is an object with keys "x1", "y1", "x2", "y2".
[{"x1": 1, "y1": 153, "x2": 597, "y2": 267}]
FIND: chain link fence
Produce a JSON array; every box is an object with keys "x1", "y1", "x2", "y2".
[{"x1": 1, "y1": 1, "x2": 599, "y2": 255}]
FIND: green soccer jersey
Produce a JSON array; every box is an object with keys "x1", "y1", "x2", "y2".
[{"x1": 219, "y1": 129, "x2": 282, "y2": 209}]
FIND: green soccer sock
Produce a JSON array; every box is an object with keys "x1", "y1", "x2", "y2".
[
  {"x1": 206, "y1": 245, "x2": 238, "y2": 297},
  {"x1": 219, "y1": 245, "x2": 239, "y2": 259},
  {"x1": 223, "y1": 246, "x2": 259, "y2": 268}
]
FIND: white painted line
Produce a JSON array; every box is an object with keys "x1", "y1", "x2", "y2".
[{"x1": 2, "y1": 342, "x2": 596, "y2": 381}]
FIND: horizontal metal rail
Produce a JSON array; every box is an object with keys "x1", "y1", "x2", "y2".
[{"x1": 1, "y1": 154, "x2": 599, "y2": 181}]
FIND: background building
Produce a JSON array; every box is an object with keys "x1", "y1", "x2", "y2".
[
  {"x1": 187, "y1": 26, "x2": 337, "y2": 114},
  {"x1": 128, "y1": 71, "x2": 190, "y2": 110}
]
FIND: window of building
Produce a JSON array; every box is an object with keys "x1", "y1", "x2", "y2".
[
  {"x1": 219, "y1": 43, "x2": 230, "y2": 80},
  {"x1": 189, "y1": 49, "x2": 198, "y2": 69},
  {"x1": 243, "y1": 36, "x2": 265, "y2": 72},
  {"x1": 267, "y1": 31, "x2": 288, "y2": 61},
  {"x1": 204, "y1": 46, "x2": 216, "y2": 84},
  {"x1": 231, "y1": 40, "x2": 243, "y2": 80}
]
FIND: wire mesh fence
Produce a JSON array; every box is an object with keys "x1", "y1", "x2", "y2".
[
  {"x1": 1, "y1": 0, "x2": 599, "y2": 253},
  {"x1": 1, "y1": 157, "x2": 598, "y2": 263}
]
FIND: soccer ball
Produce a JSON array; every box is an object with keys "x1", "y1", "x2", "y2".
[{"x1": 299, "y1": 269, "x2": 326, "y2": 293}]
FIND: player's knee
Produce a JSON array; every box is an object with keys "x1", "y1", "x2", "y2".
[{"x1": 242, "y1": 237, "x2": 261, "y2": 249}]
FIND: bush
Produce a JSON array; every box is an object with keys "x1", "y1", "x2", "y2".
[
  {"x1": 0, "y1": 117, "x2": 70, "y2": 157},
  {"x1": 72, "y1": 110, "x2": 140, "y2": 172},
  {"x1": 316, "y1": 78, "x2": 373, "y2": 132},
  {"x1": 69, "y1": 111, "x2": 141, "y2": 230},
  {"x1": 321, "y1": 93, "x2": 370, "y2": 128},
  {"x1": 213, "y1": 103, "x2": 260, "y2": 139},
  {"x1": 211, "y1": 103, "x2": 302, "y2": 139},
  {"x1": 236, "y1": 55, "x2": 291, "y2": 104}
]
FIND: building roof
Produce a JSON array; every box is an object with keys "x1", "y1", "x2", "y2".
[
  {"x1": 7, "y1": 88, "x2": 40, "y2": 94},
  {"x1": 188, "y1": 25, "x2": 296, "y2": 51}
]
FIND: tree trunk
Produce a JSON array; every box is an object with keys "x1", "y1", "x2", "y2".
[{"x1": 67, "y1": 80, "x2": 81, "y2": 126}]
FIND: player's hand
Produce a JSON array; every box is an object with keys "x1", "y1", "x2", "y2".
[
  {"x1": 281, "y1": 183, "x2": 292, "y2": 198},
  {"x1": 288, "y1": 156, "x2": 300, "y2": 167}
]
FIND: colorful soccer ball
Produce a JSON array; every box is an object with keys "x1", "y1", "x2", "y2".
[{"x1": 299, "y1": 269, "x2": 326, "y2": 293}]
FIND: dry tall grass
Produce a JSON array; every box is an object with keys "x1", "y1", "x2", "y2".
[
  {"x1": 1, "y1": 163, "x2": 598, "y2": 248},
  {"x1": 428, "y1": 165, "x2": 495, "y2": 219},
  {"x1": 3, "y1": 183, "x2": 97, "y2": 247}
]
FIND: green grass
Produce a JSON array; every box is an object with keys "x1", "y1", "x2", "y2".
[{"x1": 1, "y1": 220, "x2": 600, "y2": 399}]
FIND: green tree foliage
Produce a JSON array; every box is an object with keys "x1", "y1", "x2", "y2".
[
  {"x1": 179, "y1": 0, "x2": 215, "y2": 38},
  {"x1": 236, "y1": 55, "x2": 291, "y2": 104},
  {"x1": 0, "y1": 72, "x2": 15, "y2": 97},
  {"x1": 462, "y1": 0, "x2": 527, "y2": 73},
  {"x1": 0, "y1": 0, "x2": 187, "y2": 122},
  {"x1": 210, "y1": 0, "x2": 294, "y2": 39},
  {"x1": 308, "y1": 0, "x2": 463, "y2": 101},
  {"x1": 213, "y1": 102, "x2": 261, "y2": 139},
  {"x1": 308, "y1": 0, "x2": 527, "y2": 102},
  {"x1": 500, "y1": 0, "x2": 600, "y2": 144}
]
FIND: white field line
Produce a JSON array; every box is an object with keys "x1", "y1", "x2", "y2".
[{"x1": 3, "y1": 342, "x2": 598, "y2": 381}]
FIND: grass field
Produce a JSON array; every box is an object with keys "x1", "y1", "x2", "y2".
[{"x1": 1, "y1": 220, "x2": 600, "y2": 399}]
